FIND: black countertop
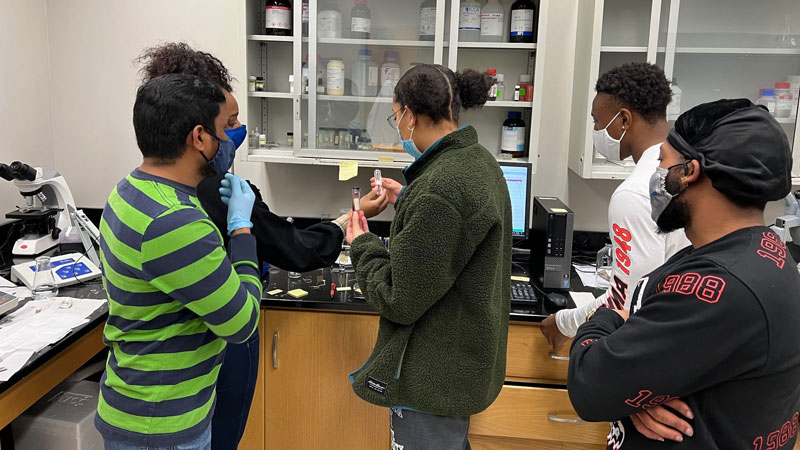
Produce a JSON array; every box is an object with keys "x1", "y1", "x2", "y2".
[{"x1": 259, "y1": 265, "x2": 605, "y2": 323}]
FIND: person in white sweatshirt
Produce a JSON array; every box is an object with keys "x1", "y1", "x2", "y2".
[{"x1": 541, "y1": 62, "x2": 690, "y2": 351}]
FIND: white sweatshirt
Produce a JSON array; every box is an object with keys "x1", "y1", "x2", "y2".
[{"x1": 555, "y1": 144, "x2": 691, "y2": 337}]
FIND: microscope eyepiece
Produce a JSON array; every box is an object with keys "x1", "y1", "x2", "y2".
[
  {"x1": 9, "y1": 161, "x2": 37, "y2": 181},
  {"x1": 0, "y1": 163, "x2": 14, "y2": 181}
]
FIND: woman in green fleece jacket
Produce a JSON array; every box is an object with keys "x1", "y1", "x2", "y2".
[{"x1": 346, "y1": 64, "x2": 513, "y2": 449}]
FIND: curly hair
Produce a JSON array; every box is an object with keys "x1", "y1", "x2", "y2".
[
  {"x1": 394, "y1": 65, "x2": 492, "y2": 124},
  {"x1": 595, "y1": 62, "x2": 672, "y2": 123},
  {"x1": 136, "y1": 42, "x2": 234, "y2": 92}
]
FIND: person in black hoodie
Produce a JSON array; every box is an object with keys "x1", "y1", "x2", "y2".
[{"x1": 568, "y1": 98, "x2": 800, "y2": 450}]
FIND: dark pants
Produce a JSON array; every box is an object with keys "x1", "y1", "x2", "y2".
[
  {"x1": 211, "y1": 329, "x2": 260, "y2": 450},
  {"x1": 389, "y1": 408, "x2": 471, "y2": 450}
]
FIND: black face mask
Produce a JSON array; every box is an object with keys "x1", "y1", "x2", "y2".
[{"x1": 656, "y1": 169, "x2": 691, "y2": 234}]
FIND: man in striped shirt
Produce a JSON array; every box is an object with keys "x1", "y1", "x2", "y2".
[{"x1": 95, "y1": 74, "x2": 261, "y2": 450}]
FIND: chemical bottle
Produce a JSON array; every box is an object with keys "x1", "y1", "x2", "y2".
[
  {"x1": 459, "y1": 0, "x2": 481, "y2": 42},
  {"x1": 350, "y1": 0, "x2": 371, "y2": 39},
  {"x1": 510, "y1": 0, "x2": 536, "y2": 43},
  {"x1": 419, "y1": 0, "x2": 437, "y2": 41},
  {"x1": 501, "y1": 111, "x2": 526, "y2": 158},
  {"x1": 266, "y1": 0, "x2": 292, "y2": 36},
  {"x1": 480, "y1": 0, "x2": 505, "y2": 42}
]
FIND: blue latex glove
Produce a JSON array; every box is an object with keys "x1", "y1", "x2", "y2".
[{"x1": 219, "y1": 173, "x2": 255, "y2": 235}]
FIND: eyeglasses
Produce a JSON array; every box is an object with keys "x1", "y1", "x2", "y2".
[{"x1": 386, "y1": 108, "x2": 403, "y2": 128}]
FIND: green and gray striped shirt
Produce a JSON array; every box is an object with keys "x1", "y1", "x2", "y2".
[{"x1": 94, "y1": 169, "x2": 261, "y2": 446}]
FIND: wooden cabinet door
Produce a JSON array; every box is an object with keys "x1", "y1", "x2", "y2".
[
  {"x1": 263, "y1": 310, "x2": 389, "y2": 450},
  {"x1": 239, "y1": 313, "x2": 266, "y2": 450}
]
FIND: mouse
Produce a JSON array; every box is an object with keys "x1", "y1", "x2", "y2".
[{"x1": 545, "y1": 292, "x2": 569, "y2": 310}]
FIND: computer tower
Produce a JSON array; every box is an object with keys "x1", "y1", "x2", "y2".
[{"x1": 531, "y1": 197, "x2": 574, "y2": 290}]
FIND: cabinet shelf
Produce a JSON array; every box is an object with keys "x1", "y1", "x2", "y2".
[
  {"x1": 455, "y1": 42, "x2": 537, "y2": 50},
  {"x1": 247, "y1": 151, "x2": 534, "y2": 168},
  {"x1": 309, "y1": 94, "x2": 393, "y2": 103},
  {"x1": 484, "y1": 100, "x2": 533, "y2": 108},
  {"x1": 310, "y1": 37, "x2": 435, "y2": 48},
  {"x1": 600, "y1": 46, "x2": 647, "y2": 53},
  {"x1": 247, "y1": 34, "x2": 294, "y2": 43},
  {"x1": 674, "y1": 47, "x2": 800, "y2": 55},
  {"x1": 248, "y1": 92, "x2": 295, "y2": 99}
]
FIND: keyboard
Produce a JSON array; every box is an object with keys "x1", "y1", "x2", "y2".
[{"x1": 511, "y1": 282, "x2": 538, "y2": 303}]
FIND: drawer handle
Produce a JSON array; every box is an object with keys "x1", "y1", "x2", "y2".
[
  {"x1": 272, "y1": 332, "x2": 278, "y2": 369},
  {"x1": 549, "y1": 352, "x2": 570, "y2": 361},
  {"x1": 548, "y1": 414, "x2": 585, "y2": 424}
]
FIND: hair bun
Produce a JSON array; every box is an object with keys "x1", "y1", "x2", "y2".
[{"x1": 455, "y1": 69, "x2": 492, "y2": 109}]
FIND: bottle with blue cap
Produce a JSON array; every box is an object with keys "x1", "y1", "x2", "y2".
[
  {"x1": 501, "y1": 111, "x2": 526, "y2": 158},
  {"x1": 351, "y1": 48, "x2": 378, "y2": 96},
  {"x1": 380, "y1": 51, "x2": 401, "y2": 95}
]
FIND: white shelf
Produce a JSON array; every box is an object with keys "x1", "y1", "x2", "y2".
[
  {"x1": 674, "y1": 47, "x2": 800, "y2": 55},
  {"x1": 247, "y1": 35, "x2": 294, "y2": 43},
  {"x1": 313, "y1": 37, "x2": 434, "y2": 47},
  {"x1": 484, "y1": 100, "x2": 533, "y2": 108},
  {"x1": 311, "y1": 94, "x2": 393, "y2": 103},
  {"x1": 248, "y1": 92, "x2": 295, "y2": 99},
  {"x1": 600, "y1": 46, "x2": 647, "y2": 53},
  {"x1": 247, "y1": 153, "x2": 411, "y2": 169},
  {"x1": 588, "y1": 161, "x2": 635, "y2": 180},
  {"x1": 455, "y1": 42, "x2": 537, "y2": 50}
]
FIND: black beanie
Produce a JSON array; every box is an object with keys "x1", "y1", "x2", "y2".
[{"x1": 667, "y1": 98, "x2": 792, "y2": 205}]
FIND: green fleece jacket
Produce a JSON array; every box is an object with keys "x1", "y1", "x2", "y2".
[{"x1": 349, "y1": 125, "x2": 512, "y2": 417}]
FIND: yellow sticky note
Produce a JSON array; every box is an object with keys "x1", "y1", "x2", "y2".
[
  {"x1": 267, "y1": 289, "x2": 283, "y2": 296},
  {"x1": 336, "y1": 286, "x2": 353, "y2": 292},
  {"x1": 511, "y1": 276, "x2": 530, "y2": 282},
  {"x1": 378, "y1": 156, "x2": 394, "y2": 163},
  {"x1": 339, "y1": 161, "x2": 359, "y2": 181},
  {"x1": 287, "y1": 289, "x2": 308, "y2": 299}
]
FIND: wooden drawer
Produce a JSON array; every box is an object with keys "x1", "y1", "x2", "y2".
[
  {"x1": 506, "y1": 322, "x2": 571, "y2": 383},
  {"x1": 470, "y1": 385, "x2": 608, "y2": 446},
  {"x1": 470, "y1": 435, "x2": 604, "y2": 450}
]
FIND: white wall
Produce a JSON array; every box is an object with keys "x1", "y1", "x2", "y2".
[
  {"x1": 45, "y1": 0, "x2": 247, "y2": 208},
  {"x1": 0, "y1": 0, "x2": 55, "y2": 224}
]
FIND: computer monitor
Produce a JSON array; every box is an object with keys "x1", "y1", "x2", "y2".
[{"x1": 498, "y1": 161, "x2": 532, "y2": 238}]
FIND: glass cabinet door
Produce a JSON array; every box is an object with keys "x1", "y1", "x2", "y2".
[
  {"x1": 664, "y1": 0, "x2": 800, "y2": 176},
  {"x1": 301, "y1": 0, "x2": 444, "y2": 162}
]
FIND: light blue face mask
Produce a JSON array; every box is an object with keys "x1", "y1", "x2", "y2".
[{"x1": 395, "y1": 109, "x2": 422, "y2": 159}]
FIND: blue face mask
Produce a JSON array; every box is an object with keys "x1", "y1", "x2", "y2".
[
  {"x1": 395, "y1": 109, "x2": 422, "y2": 160},
  {"x1": 225, "y1": 124, "x2": 247, "y2": 150},
  {"x1": 205, "y1": 131, "x2": 238, "y2": 175}
]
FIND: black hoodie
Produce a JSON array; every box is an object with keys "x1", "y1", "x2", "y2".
[{"x1": 568, "y1": 226, "x2": 800, "y2": 449}]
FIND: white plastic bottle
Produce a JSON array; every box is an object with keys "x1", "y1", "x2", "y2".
[
  {"x1": 419, "y1": 0, "x2": 437, "y2": 41},
  {"x1": 775, "y1": 82, "x2": 793, "y2": 119},
  {"x1": 789, "y1": 75, "x2": 800, "y2": 119},
  {"x1": 667, "y1": 78, "x2": 681, "y2": 117},
  {"x1": 459, "y1": 1, "x2": 481, "y2": 42},
  {"x1": 326, "y1": 59, "x2": 345, "y2": 96},
  {"x1": 379, "y1": 51, "x2": 401, "y2": 96},
  {"x1": 351, "y1": 49, "x2": 378, "y2": 96},
  {"x1": 480, "y1": 0, "x2": 505, "y2": 42},
  {"x1": 756, "y1": 89, "x2": 777, "y2": 115},
  {"x1": 318, "y1": 5, "x2": 343, "y2": 39}
]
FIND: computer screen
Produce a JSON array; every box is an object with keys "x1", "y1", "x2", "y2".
[{"x1": 498, "y1": 161, "x2": 532, "y2": 238}]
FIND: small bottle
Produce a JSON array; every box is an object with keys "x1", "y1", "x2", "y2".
[
  {"x1": 287, "y1": 132, "x2": 294, "y2": 146},
  {"x1": 518, "y1": 74, "x2": 533, "y2": 101},
  {"x1": 480, "y1": 0, "x2": 505, "y2": 43},
  {"x1": 775, "y1": 82, "x2": 793, "y2": 119},
  {"x1": 302, "y1": 0, "x2": 310, "y2": 36},
  {"x1": 350, "y1": 0, "x2": 371, "y2": 39},
  {"x1": 317, "y1": 77, "x2": 326, "y2": 94},
  {"x1": 255, "y1": 76, "x2": 265, "y2": 92},
  {"x1": 302, "y1": 59, "x2": 309, "y2": 94},
  {"x1": 249, "y1": 127, "x2": 260, "y2": 148},
  {"x1": 374, "y1": 169, "x2": 383, "y2": 195},
  {"x1": 248, "y1": 76, "x2": 257, "y2": 93},
  {"x1": 501, "y1": 111, "x2": 526, "y2": 158},
  {"x1": 419, "y1": 0, "x2": 437, "y2": 41},
  {"x1": 667, "y1": 78, "x2": 681, "y2": 117},
  {"x1": 756, "y1": 89, "x2": 777, "y2": 115},
  {"x1": 265, "y1": 0, "x2": 293, "y2": 36},
  {"x1": 326, "y1": 59, "x2": 345, "y2": 96},
  {"x1": 510, "y1": 0, "x2": 536, "y2": 43},
  {"x1": 496, "y1": 74, "x2": 505, "y2": 100},
  {"x1": 513, "y1": 84, "x2": 520, "y2": 101},
  {"x1": 380, "y1": 51, "x2": 401, "y2": 94},
  {"x1": 459, "y1": 0, "x2": 481, "y2": 42},
  {"x1": 352, "y1": 187, "x2": 361, "y2": 211},
  {"x1": 487, "y1": 69, "x2": 498, "y2": 101},
  {"x1": 259, "y1": 133, "x2": 268, "y2": 149},
  {"x1": 318, "y1": 4, "x2": 343, "y2": 39}
]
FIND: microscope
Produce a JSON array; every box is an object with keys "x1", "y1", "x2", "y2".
[
  {"x1": 1, "y1": 161, "x2": 79, "y2": 256},
  {"x1": 770, "y1": 191, "x2": 800, "y2": 262}
]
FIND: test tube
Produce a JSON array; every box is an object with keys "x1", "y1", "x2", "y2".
[
  {"x1": 374, "y1": 169, "x2": 383, "y2": 195},
  {"x1": 352, "y1": 187, "x2": 361, "y2": 211}
]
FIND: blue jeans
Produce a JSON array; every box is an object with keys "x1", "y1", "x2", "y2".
[
  {"x1": 211, "y1": 328, "x2": 260, "y2": 450},
  {"x1": 103, "y1": 425, "x2": 210, "y2": 450}
]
